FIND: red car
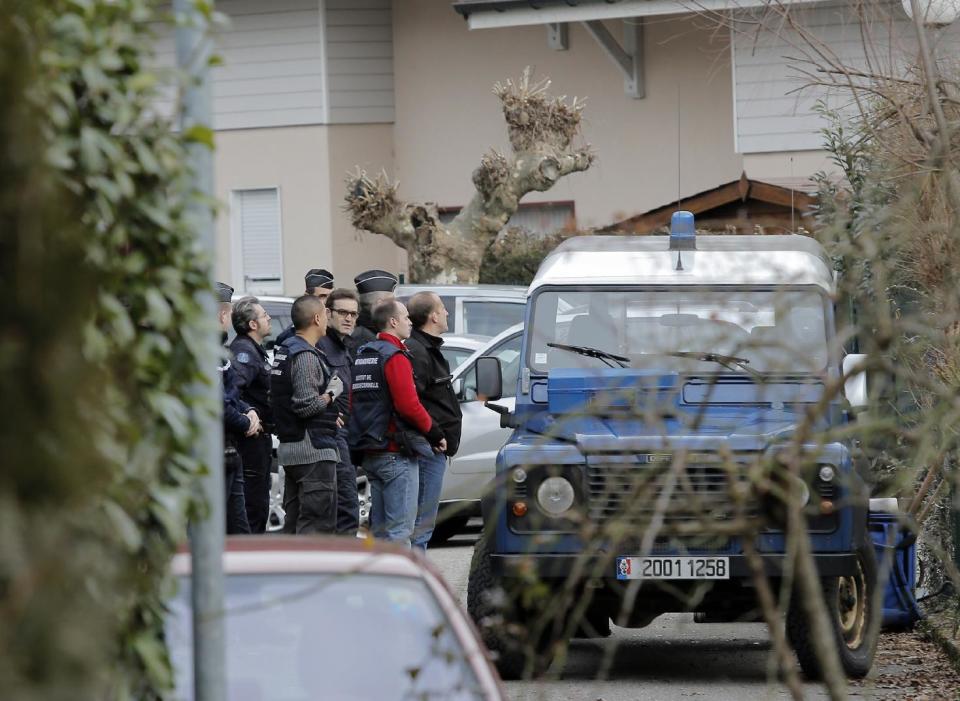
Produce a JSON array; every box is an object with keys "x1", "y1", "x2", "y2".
[{"x1": 167, "y1": 536, "x2": 505, "y2": 700}]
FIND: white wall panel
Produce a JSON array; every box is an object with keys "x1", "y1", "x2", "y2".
[
  {"x1": 324, "y1": 0, "x2": 394, "y2": 123},
  {"x1": 151, "y1": 0, "x2": 326, "y2": 130},
  {"x1": 730, "y1": 1, "x2": 959, "y2": 153}
]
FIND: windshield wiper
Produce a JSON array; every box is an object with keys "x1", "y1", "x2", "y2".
[
  {"x1": 665, "y1": 351, "x2": 763, "y2": 380},
  {"x1": 547, "y1": 342, "x2": 630, "y2": 368}
]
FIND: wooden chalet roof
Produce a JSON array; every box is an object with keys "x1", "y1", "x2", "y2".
[{"x1": 604, "y1": 172, "x2": 819, "y2": 235}]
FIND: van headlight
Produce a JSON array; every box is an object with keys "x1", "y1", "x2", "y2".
[{"x1": 537, "y1": 476, "x2": 575, "y2": 516}]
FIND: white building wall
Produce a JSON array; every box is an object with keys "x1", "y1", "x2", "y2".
[
  {"x1": 733, "y1": 1, "x2": 959, "y2": 154},
  {"x1": 153, "y1": 0, "x2": 327, "y2": 129},
  {"x1": 324, "y1": 0, "x2": 395, "y2": 123}
]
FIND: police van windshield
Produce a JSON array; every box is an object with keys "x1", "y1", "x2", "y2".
[{"x1": 527, "y1": 287, "x2": 831, "y2": 375}]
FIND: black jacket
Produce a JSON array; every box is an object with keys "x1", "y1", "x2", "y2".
[
  {"x1": 350, "y1": 316, "x2": 377, "y2": 353},
  {"x1": 405, "y1": 328, "x2": 463, "y2": 456},
  {"x1": 317, "y1": 327, "x2": 352, "y2": 420},
  {"x1": 221, "y1": 354, "x2": 251, "y2": 449},
  {"x1": 228, "y1": 333, "x2": 273, "y2": 430}
]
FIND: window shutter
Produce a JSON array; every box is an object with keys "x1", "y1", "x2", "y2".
[{"x1": 236, "y1": 188, "x2": 283, "y2": 295}]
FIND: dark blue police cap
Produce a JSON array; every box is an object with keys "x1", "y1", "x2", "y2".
[
  {"x1": 354, "y1": 269, "x2": 398, "y2": 294},
  {"x1": 214, "y1": 281, "x2": 234, "y2": 303},
  {"x1": 305, "y1": 268, "x2": 334, "y2": 290}
]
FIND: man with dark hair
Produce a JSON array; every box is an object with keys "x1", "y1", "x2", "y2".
[
  {"x1": 216, "y1": 282, "x2": 260, "y2": 534},
  {"x1": 270, "y1": 295, "x2": 344, "y2": 533},
  {"x1": 351, "y1": 269, "x2": 398, "y2": 347},
  {"x1": 405, "y1": 291, "x2": 462, "y2": 549},
  {"x1": 276, "y1": 268, "x2": 335, "y2": 346},
  {"x1": 348, "y1": 299, "x2": 446, "y2": 544},
  {"x1": 229, "y1": 296, "x2": 274, "y2": 532},
  {"x1": 318, "y1": 288, "x2": 361, "y2": 535},
  {"x1": 304, "y1": 268, "x2": 335, "y2": 302}
]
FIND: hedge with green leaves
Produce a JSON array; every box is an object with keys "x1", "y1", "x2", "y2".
[{"x1": 1, "y1": 1, "x2": 215, "y2": 697}]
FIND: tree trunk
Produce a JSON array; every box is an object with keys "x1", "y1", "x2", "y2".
[{"x1": 344, "y1": 68, "x2": 593, "y2": 283}]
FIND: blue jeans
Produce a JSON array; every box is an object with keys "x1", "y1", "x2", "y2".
[
  {"x1": 364, "y1": 452, "x2": 419, "y2": 545},
  {"x1": 412, "y1": 451, "x2": 448, "y2": 550},
  {"x1": 335, "y1": 432, "x2": 359, "y2": 535}
]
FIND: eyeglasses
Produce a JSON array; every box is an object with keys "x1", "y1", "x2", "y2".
[{"x1": 331, "y1": 308, "x2": 359, "y2": 319}]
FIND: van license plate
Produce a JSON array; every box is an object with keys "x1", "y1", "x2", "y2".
[{"x1": 616, "y1": 556, "x2": 729, "y2": 580}]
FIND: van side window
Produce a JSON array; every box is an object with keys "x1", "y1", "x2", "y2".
[
  {"x1": 462, "y1": 333, "x2": 523, "y2": 401},
  {"x1": 462, "y1": 301, "x2": 524, "y2": 337}
]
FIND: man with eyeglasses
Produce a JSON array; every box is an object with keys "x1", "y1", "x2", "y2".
[
  {"x1": 229, "y1": 297, "x2": 274, "y2": 532},
  {"x1": 319, "y1": 288, "x2": 362, "y2": 535}
]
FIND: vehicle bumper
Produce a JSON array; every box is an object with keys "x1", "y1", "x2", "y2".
[{"x1": 490, "y1": 552, "x2": 858, "y2": 579}]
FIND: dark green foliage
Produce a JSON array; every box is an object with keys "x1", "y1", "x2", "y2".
[
  {"x1": 1, "y1": 1, "x2": 213, "y2": 698},
  {"x1": 479, "y1": 227, "x2": 578, "y2": 286}
]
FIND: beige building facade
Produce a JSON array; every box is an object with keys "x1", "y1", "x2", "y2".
[{"x1": 156, "y1": 0, "x2": 954, "y2": 293}]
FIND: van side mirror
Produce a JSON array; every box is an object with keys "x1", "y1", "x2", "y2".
[
  {"x1": 843, "y1": 353, "x2": 868, "y2": 410},
  {"x1": 476, "y1": 356, "x2": 503, "y2": 401}
]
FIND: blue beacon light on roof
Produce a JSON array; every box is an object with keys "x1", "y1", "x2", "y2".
[{"x1": 669, "y1": 210, "x2": 696, "y2": 251}]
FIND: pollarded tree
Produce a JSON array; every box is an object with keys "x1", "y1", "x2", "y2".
[{"x1": 344, "y1": 67, "x2": 593, "y2": 283}]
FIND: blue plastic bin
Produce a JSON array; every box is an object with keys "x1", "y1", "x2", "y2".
[{"x1": 868, "y1": 506, "x2": 920, "y2": 630}]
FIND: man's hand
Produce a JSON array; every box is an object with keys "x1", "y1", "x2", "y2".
[
  {"x1": 336, "y1": 413, "x2": 345, "y2": 429},
  {"x1": 435, "y1": 437, "x2": 447, "y2": 454},
  {"x1": 244, "y1": 410, "x2": 261, "y2": 436},
  {"x1": 325, "y1": 374, "x2": 344, "y2": 402}
]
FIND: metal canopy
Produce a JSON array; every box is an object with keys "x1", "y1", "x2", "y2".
[{"x1": 452, "y1": 0, "x2": 826, "y2": 29}]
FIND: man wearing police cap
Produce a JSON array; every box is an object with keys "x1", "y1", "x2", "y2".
[
  {"x1": 229, "y1": 296, "x2": 274, "y2": 532},
  {"x1": 276, "y1": 268, "x2": 336, "y2": 347},
  {"x1": 352, "y1": 269, "x2": 399, "y2": 347},
  {"x1": 216, "y1": 282, "x2": 261, "y2": 534}
]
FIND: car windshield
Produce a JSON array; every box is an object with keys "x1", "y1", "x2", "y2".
[
  {"x1": 528, "y1": 287, "x2": 831, "y2": 375},
  {"x1": 442, "y1": 345, "x2": 479, "y2": 371},
  {"x1": 167, "y1": 573, "x2": 484, "y2": 701}
]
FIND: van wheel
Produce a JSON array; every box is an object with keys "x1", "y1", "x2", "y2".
[
  {"x1": 467, "y1": 535, "x2": 563, "y2": 680},
  {"x1": 787, "y1": 539, "x2": 879, "y2": 679}
]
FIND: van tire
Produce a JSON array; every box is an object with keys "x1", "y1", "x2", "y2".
[
  {"x1": 786, "y1": 538, "x2": 879, "y2": 679},
  {"x1": 467, "y1": 535, "x2": 561, "y2": 680}
]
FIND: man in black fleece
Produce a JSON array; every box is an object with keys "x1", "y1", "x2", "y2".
[{"x1": 270, "y1": 295, "x2": 344, "y2": 534}]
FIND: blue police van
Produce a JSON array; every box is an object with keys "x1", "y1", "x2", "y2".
[{"x1": 467, "y1": 212, "x2": 879, "y2": 680}]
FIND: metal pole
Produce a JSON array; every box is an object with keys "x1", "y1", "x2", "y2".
[{"x1": 175, "y1": 2, "x2": 224, "y2": 701}]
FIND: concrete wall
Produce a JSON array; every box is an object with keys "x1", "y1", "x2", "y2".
[
  {"x1": 325, "y1": 123, "x2": 408, "y2": 282},
  {"x1": 213, "y1": 124, "x2": 405, "y2": 295},
  {"x1": 392, "y1": 4, "x2": 744, "y2": 229}
]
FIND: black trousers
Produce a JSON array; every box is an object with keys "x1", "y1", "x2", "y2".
[
  {"x1": 335, "y1": 432, "x2": 359, "y2": 535},
  {"x1": 282, "y1": 459, "x2": 337, "y2": 534},
  {"x1": 225, "y1": 448, "x2": 251, "y2": 535},
  {"x1": 239, "y1": 432, "x2": 272, "y2": 533}
]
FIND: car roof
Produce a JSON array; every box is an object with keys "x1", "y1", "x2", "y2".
[
  {"x1": 441, "y1": 334, "x2": 491, "y2": 350},
  {"x1": 173, "y1": 535, "x2": 438, "y2": 578},
  {"x1": 396, "y1": 284, "x2": 527, "y2": 299},
  {"x1": 452, "y1": 323, "x2": 524, "y2": 379},
  {"x1": 530, "y1": 234, "x2": 835, "y2": 293},
  {"x1": 171, "y1": 536, "x2": 508, "y2": 699},
  {"x1": 231, "y1": 294, "x2": 295, "y2": 305}
]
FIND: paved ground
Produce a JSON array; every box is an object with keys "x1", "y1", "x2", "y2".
[{"x1": 427, "y1": 523, "x2": 959, "y2": 701}]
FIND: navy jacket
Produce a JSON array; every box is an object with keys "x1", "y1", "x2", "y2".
[{"x1": 228, "y1": 333, "x2": 273, "y2": 430}]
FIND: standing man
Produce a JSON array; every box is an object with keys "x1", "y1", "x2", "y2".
[
  {"x1": 348, "y1": 300, "x2": 446, "y2": 544},
  {"x1": 352, "y1": 269, "x2": 398, "y2": 347},
  {"x1": 276, "y1": 268, "x2": 335, "y2": 346},
  {"x1": 319, "y1": 288, "x2": 361, "y2": 535},
  {"x1": 216, "y1": 282, "x2": 260, "y2": 535},
  {"x1": 270, "y1": 295, "x2": 344, "y2": 534},
  {"x1": 405, "y1": 292, "x2": 463, "y2": 549},
  {"x1": 229, "y1": 297, "x2": 274, "y2": 533}
]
